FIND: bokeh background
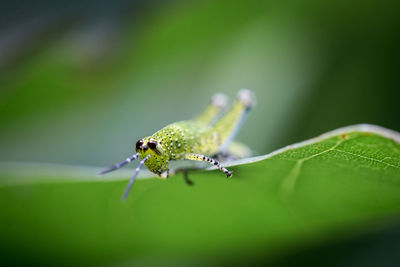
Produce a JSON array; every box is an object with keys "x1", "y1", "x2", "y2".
[{"x1": 1, "y1": 0, "x2": 399, "y2": 266}]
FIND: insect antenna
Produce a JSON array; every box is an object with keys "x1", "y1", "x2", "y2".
[
  {"x1": 99, "y1": 153, "x2": 140, "y2": 175},
  {"x1": 122, "y1": 154, "x2": 151, "y2": 201}
]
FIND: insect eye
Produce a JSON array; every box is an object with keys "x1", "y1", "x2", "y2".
[
  {"x1": 147, "y1": 140, "x2": 158, "y2": 150},
  {"x1": 136, "y1": 140, "x2": 143, "y2": 150}
]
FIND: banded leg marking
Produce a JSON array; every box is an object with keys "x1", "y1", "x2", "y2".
[{"x1": 185, "y1": 153, "x2": 232, "y2": 178}]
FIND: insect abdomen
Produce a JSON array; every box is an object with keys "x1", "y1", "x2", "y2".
[{"x1": 152, "y1": 89, "x2": 255, "y2": 162}]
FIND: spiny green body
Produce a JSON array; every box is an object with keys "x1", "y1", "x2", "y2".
[
  {"x1": 136, "y1": 89, "x2": 255, "y2": 177},
  {"x1": 140, "y1": 121, "x2": 214, "y2": 175},
  {"x1": 101, "y1": 89, "x2": 255, "y2": 200}
]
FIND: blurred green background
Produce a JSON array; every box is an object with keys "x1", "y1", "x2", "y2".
[{"x1": 1, "y1": 0, "x2": 399, "y2": 266}]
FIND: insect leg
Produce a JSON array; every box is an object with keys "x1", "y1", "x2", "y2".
[
  {"x1": 213, "y1": 141, "x2": 253, "y2": 161},
  {"x1": 182, "y1": 171, "x2": 194, "y2": 185},
  {"x1": 173, "y1": 167, "x2": 203, "y2": 186},
  {"x1": 122, "y1": 155, "x2": 151, "y2": 201},
  {"x1": 184, "y1": 153, "x2": 232, "y2": 178},
  {"x1": 195, "y1": 93, "x2": 228, "y2": 126},
  {"x1": 211, "y1": 89, "x2": 255, "y2": 153},
  {"x1": 99, "y1": 153, "x2": 139, "y2": 175}
]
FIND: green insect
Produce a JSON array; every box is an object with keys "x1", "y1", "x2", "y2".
[{"x1": 100, "y1": 89, "x2": 255, "y2": 201}]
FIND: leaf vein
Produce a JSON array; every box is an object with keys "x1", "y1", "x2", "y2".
[
  {"x1": 279, "y1": 139, "x2": 345, "y2": 200},
  {"x1": 334, "y1": 149, "x2": 400, "y2": 169}
]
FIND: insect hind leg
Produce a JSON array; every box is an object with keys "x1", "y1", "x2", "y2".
[
  {"x1": 195, "y1": 93, "x2": 228, "y2": 126},
  {"x1": 212, "y1": 89, "x2": 255, "y2": 154}
]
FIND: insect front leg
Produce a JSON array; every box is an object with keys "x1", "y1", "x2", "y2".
[{"x1": 184, "y1": 153, "x2": 232, "y2": 178}]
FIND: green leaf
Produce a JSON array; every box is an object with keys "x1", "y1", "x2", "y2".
[{"x1": 1, "y1": 124, "x2": 400, "y2": 265}]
